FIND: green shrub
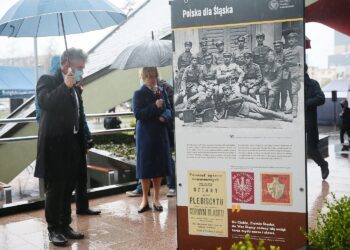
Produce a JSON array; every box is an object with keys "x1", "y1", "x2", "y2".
[
  {"x1": 216, "y1": 234, "x2": 280, "y2": 250},
  {"x1": 306, "y1": 193, "x2": 350, "y2": 249},
  {"x1": 93, "y1": 132, "x2": 134, "y2": 145}
]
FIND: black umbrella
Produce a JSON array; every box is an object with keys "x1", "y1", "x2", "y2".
[{"x1": 110, "y1": 32, "x2": 172, "y2": 69}]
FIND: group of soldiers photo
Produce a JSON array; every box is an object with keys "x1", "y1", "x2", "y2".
[{"x1": 174, "y1": 28, "x2": 304, "y2": 125}]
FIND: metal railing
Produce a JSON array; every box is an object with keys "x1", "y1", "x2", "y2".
[
  {"x1": 0, "y1": 112, "x2": 137, "y2": 208},
  {"x1": 0, "y1": 112, "x2": 135, "y2": 144}
]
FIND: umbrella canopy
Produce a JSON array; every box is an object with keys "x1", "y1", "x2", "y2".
[
  {"x1": 110, "y1": 38, "x2": 172, "y2": 70},
  {"x1": 0, "y1": 0, "x2": 126, "y2": 37}
]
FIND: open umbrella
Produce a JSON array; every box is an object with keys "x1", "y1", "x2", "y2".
[
  {"x1": 0, "y1": 0, "x2": 127, "y2": 76},
  {"x1": 110, "y1": 32, "x2": 172, "y2": 70}
]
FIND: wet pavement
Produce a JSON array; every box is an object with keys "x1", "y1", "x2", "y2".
[
  {"x1": 0, "y1": 127, "x2": 350, "y2": 249},
  {"x1": 0, "y1": 186, "x2": 177, "y2": 250}
]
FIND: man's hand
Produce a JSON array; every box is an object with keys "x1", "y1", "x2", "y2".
[
  {"x1": 155, "y1": 99, "x2": 164, "y2": 109},
  {"x1": 159, "y1": 116, "x2": 166, "y2": 123},
  {"x1": 64, "y1": 69, "x2": 75, "y2": 88}
]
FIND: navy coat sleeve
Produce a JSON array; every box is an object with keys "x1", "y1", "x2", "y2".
[
  {"x1": 160, "y1": 88, "x2": 173, "y2": 122},
  {"x1": 132, "y1": 90, "x2": 163, "y2": 121},
  {"x1": 37, "y1": 75, "x2": 72, "y2": 112},
  {"x1": 306, "y1": 79, "x2": 325, "y2": 108}
]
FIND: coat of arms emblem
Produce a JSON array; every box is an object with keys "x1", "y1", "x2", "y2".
[
  {"x1": 268, "y1": 0, "x2": 279, "y2": 10},
  {"x1": 267, "y1": 177, "x2": 285, "y2": 199}
]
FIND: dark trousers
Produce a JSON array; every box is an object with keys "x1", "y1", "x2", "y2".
[
  {"x1": 340, "y1": 127, "x2": 350, "y2": 144},
  {"x1": 45, "y1": 179, "x2": 76, "y2": 232},
  {"x1": 307, "y1": 130, "x2": 327, "y2": 168},
  {"x1": 75, "y1": 176, "x2": 89, "y2": 212}
]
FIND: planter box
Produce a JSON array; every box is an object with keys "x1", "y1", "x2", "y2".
[{"x1": 87, "y1": 148, "x2": 136, "y2": 187}]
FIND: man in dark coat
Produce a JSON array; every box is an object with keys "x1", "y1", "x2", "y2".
[
  {"x1": 305, "y1": 65, "x2": 329, "y2": 180},
  {"x1": 339, "y1": 99, "x2": 350, "y2": 150},
  {"x1": 35, "y1": 48, "x2": 88, "y2": 246},
  {"x1": 36, "y1": 55, "x2": 101, "y2": 217}
]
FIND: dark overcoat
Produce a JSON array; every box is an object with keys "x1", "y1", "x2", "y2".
[
  {"x1": 133, "y1": 84, "x2": 172, "y2": 179},
  {"x1": 305, "y1": 73, "x2": 325, "y2": 145},
  {"x1": 34, "y1": 70, "x2": 87, "y2": 181}
]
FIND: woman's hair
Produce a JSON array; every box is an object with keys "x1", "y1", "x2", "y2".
[{"x1": 140, "y1": 67, "x2": 159, "y2": 80}]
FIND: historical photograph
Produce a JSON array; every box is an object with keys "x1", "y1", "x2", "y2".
[{"x1": 173, "y1": 21, "x2": 304, "y2": 127}]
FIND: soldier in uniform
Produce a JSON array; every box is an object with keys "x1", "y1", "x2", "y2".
[
  {"x1": 220, "y1": 85, "x2": 292, "y2": 122},
  {"x1": 217, "y1": 52, "x2": 245, "y2": 93},
  {"x1": 180, "y1": 56, "x2": 201, "y2": 99},
  {"x1": 273, "y1": 40, "x2": 289, "y2": 111},
  {"x1": 196, "y1": 39, "x2": 209, "y2": 65},
  {"x1": 213, "y1": 40, "x2": 225, "y2": 65},
  {"x1": 241, "y1": 52, "x2": 262, "y2": 100},
  {"x1": 216, "y1": 52, "x2": 245, "y2": 118},
  {"x1": 252, "y1": 33, "x2": 272, "y2": 108},
  {"x1": 283, "y1": 32, "x2": 304, "y2": 118},
  {"x1": 176, "y1": 41, "x2": 193, "y2": 93},
  {"x1": 187, "y1": 88, "x2": 216, "y2": 115},
  {"x1": 233, "y1": 36, "x2": 248, "y2": 67},
  {"x1": 199, "y1": 53, "x2": 217, "y2": 91},
  {"x1": 263, "y1": 51, "x2": 283, "y2": 110}
]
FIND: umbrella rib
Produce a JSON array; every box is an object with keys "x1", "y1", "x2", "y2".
[
  {"x1": 105, "y1": 11, "x2": 119, "y2": 25},
  {"x1": 0, "y1": 22, "x2": 9, "y2": 35},
  {"x1": 73, "y1": 12, "x2": 83, "y2": 33},
  {"x1": 35, "y1": 16, "x2": 42, "y2": 37},
  {"x1": 12, "y1": 19, "x2": 24, "y2": 37},
  {"x1": 57, "y1": 13, "x2": 61, "y2": 36},
  {"x1": 89, "y1": 11, "x2": 104, "y2": 29}
]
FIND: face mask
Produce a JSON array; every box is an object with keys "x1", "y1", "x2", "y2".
[
  {"x1": 75, "y1": 69, "x2": 84, "y2": 81},
  {"x1": 139, "y1": 79, "x2": 144, "y2": 86}
]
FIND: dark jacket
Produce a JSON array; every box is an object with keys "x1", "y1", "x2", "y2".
[
  {"x1": 35, "y1": 70, "x2": 87, "y2": 181},
  {"x1": 341, "y1": 107, "x2": 350, "y2": 129},
  {"x1": 305, "y1": 73, "x2": 325, "y2": 131},
  {"x1": 133, "y1": 84, "x2": 172, "y2": 179}
]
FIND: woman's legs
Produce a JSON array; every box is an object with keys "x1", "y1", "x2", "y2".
[
  {"x1": 152, "y1": 177, "x2": 162, "y2": 206},
  {"x1": 140, "y1": 179, "x2": 151, "y2": 208}
]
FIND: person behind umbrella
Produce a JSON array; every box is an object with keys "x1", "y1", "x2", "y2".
[
  {"x1": 339, "y1": 99, "x2": 350, "y2": 151},
  {"x1": 36, "y1": 55, "x2": 101, "y2": 217},
  {"x1": 133, "y1": 67, "x2": 172, "y2": 213},
  {"x1": 305, "y1": 64, "x2": 329, "y2": 180},
  {"x1": 35, "y1": 48, "x2": 89, "y2": 246}
]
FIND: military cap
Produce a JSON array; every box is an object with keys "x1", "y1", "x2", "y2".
[
  {"x1": 215, "y1": 40, "x2": 224, "y2": 47},
  {"x1": 273, "y1": 40, "x2": 283, "y2": 46},
  {"x1": 223, "y1": 52, "x2": 232, "y2": 58},
  {"x1": 256, "y1": 33, "x2": 265, "y2": 38},
  {"x1": 287, "y1": 32, "x2": 299, "y2": 39},
  {"x1": 243, "y1": 51, "x2": 253, "y2": 58},
  {"x1": 184, "y1": 41, "x2": 192, "y2": 46},
  {"x1": 237, "y1": 36, "x2": 245, "y2": 42},
  {"x1": 204, "y1": 53, "x2": 213, "y2": 59},
  {"x1": 199, "y1": 39, "x2": 208, "y2": 46},
  {"x1": 190, "y1": 55, "x2": 198, "y2": 60},
  {"x1": 222, "y1": 85, "x2": 232, "y2": 91}
]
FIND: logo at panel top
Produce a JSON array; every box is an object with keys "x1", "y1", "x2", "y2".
[{"x1": 268, "y1": 0, "x2": 280, "y2": 10}]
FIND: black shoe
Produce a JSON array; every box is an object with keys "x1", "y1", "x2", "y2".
[
  {"x1": 137, "y1": 203, "x2": 150, "y2": 213},
  {"x1": 62, "y1": 226, "x2": 84, "y2": 240},
  {"x1": 48, "y1": 231, "x2": 68, "y2": 247},
  {"x1": 321, "y1": 162, "x2": 329, "y2": 180},
  {"x1": 153, "y1": 203, "x2": 163, "y2": 212},
  {"x1": 77, "y1": 208, "x2": 101, "y2": 215}
]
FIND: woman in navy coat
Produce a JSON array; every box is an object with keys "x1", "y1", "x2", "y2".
[{"x1": 133, "y1": 67, "x2": 172, "y2": 213}]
